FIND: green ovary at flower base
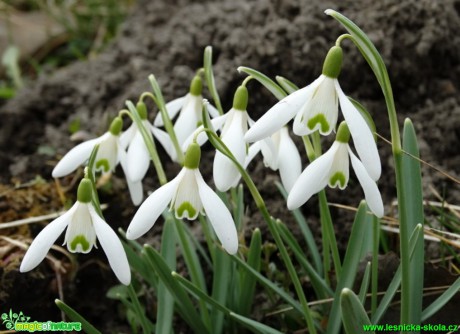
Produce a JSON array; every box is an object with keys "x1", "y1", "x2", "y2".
[
  {"x1": 126, "y1": 142, "x2": 238, "y2": 254},
  {"x1": 287, "y1": 122, "x2": 383, "y2": 217},
  {"x1": 20, "y1": 179, "x2": 131, "y2": 285}
]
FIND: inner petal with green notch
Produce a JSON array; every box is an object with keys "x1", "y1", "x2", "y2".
[
  {"x1": 69, "y1": 235, "x2": 91, "y2": 253},
  {"x1": 96, "y1": 159, "x2": 110, "y2": 172},
  {"x1": 176, "y1": 201, "x2": 198, "y2": 219},
  {"x1": 307, "y1": 114, "x2": 330, "y2": 133},
  {"x1": 329, "y1": 172, "x2": 347, "y2": 189}
]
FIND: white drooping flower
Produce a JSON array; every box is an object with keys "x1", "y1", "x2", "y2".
[
  {"x1": 246, "y1": 126, "x2": 301, "y2": 193},
  {"x1": 212, "y1": 85, "x2": 251, "y2": 192},
  {"x1": 52, "y1": 117, "x2": 143, "y2": 205},
  {"x1": 245, "y1": 46, "x2": 381, "y2": 181},
  {"x1": 287, "y1": 122, "x2": 383, "y2": 218},
  {"x1": 20, "y1": 179, "x2": 131, "y2": 285},
  {"x1": 153, "y1": 75, "x2": 219, "y2": 157},
  {"x1": 120, "y1": 101, "x2": 177, "y2": 180},
  {"x1": 126, "y1": 143, "x2": 238, "y2": 254}
]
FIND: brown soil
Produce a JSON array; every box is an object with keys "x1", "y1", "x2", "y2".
[{"x1": 1, "y1": 0, "x2": 459, "y2": 332}]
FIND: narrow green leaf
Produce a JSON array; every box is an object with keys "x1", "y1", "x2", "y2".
[
  {"x1": 231, "y1": 254, "x2": 303, "y2": 315},
  {"x1": 237, "y1": 66, "x2": 287, "y2": 100},
  {"x1": 421, "y1": 276, "x2": 460, "y2": 321},
  {"x1": 372, "y1": 225, "x2": 423, "y2": 324},
  {"x1": 156, "y1": 218, "x2": 177, "y2": 334},
  {"x1": 327, "y1": 201, "x2": 370, "y2": 334},
  {"x1": 340, "y1": 288, "x2": 373, "y2": 334},
  {"x1": 142, "y1": 245, "x2": 209, "y2": 334},
  {"x1": 276, "y1": 182, "x2": 322, "y2": 273},
  {"x1": 401, "y1": 118, "x2": 425, "y2": 324},
  {"x1": 204, "y1": 46, "x2": 224, "y2": 115},
  {"x1": 275, "y1": 75, "x2": 299, "y2": 94},
  {"x1": 358, "y1": 262, "x2": 371, "y2": 304},
  {"x1": 211, "y1": 248, "x2": 232, "y2": 333},
  {"x1": 55, "y1": 299, "x2": 101, "y2": 334},
  {"x1": 238, "y1": 228, "x2": 262, "y2": 316},
  {"x1": 277, "y1": 220, "x2": 333, "y2": 299},
  {"x1": 229, "y1": 312, "x2": 284, "y2": 334}
]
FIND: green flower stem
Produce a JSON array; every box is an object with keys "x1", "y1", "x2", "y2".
[
  {"x1": 301, "y1": 135, "x2": 316, "y2": 162},
  {"x1": 85, "y1": 146, "x2": 104, "y2": 218},
  {"x1": 126, "y1": 284, "x2": 151, "y2": 334},
  {"x1": 371, "y1": 215, "x2": 380, "y2": 316},
  {"x1": 202, "y1": 128, "x2": 316, "y2": 333},
  {"x1": 139, "y1": 92, "x2": 159, "y2": 106},
  {"x1": 198, "y1": 214, "x2": 216, "y2": 262},
  {"x1": 148, "y1": 74, "x2": 185, "y2": 164},
  {"x1": 241, "y1": 75, "x2": 254, "y2": 87},
  {"x1": 327, "y1": 9, "x2": 411, "y2": 325},
  {"x1": 123, "y1": 102, "x2": 167, "y2": 186}
]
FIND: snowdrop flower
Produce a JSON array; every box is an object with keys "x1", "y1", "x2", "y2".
[
  {"x1": 154, "y1": 75, "x2": 219, "y2": 151},
  {"x1": 121, "y1": 101, "x2": 176, "y2": 179},
  {"x1": 52, "y1": 117, "x2": 143, "y2": 205},
  {"x1": 20, "y1": 179, "x2": 131, "y2": 285},
  {"x1": 287, "y1": 122, "x2": 383, "y2": 217},
  {"x1": 126, "y1": 143, "x2": 238, "y2": 254},
  {"x1": 246, "y1": 126, "x2": 301, "y2": 192},
  {"x1": 213, "y1": 85, "x2": 251, "y2": 192},
  {"x1": 245, "y1": 46, "x2": 381, "y2": 181}
]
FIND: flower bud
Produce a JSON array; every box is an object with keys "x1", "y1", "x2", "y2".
[
  {"x1": 184, "y1": 142, "x2": 201, "y2": 169},
  {"x1": 189, "y1": 75, "x2": 203, "y2": 96},
  {"x1": 109, "y1": 117, "x2": 123, "y2": 135},
  {"x1": 77, "y1": 179, "x2": 93, "y2": 203},
  {"x1": 136, "y1": 101, "x2": 148, "y2": 120},
  {"x1": 336, "y1": 121, "x2": 350, "y2": 143}
]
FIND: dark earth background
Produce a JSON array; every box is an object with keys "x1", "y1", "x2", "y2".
[{"x1": 1, "y1": 0, "x2": 460, "y2": 332}]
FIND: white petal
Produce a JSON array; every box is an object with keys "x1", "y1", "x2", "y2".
[
  {"x1": 245, "y1": 80, "x2": 320, "y2": 143},
  {"x1": 173, "y1": 95, "x2": 201, "y2": 146},
  {"x1": 120, "y1": 123, "x2": 136, "y2": 149},
  {"x1": 118, "y1": 146, "x2": 143, "y2": 206},
  {"x1": 244, "y1": 142, "x2": 262, "y2": 169},
  {"x1": 349, "y1": 148, "x2": 384, "y2": 218},
  {"x1": 154, "y1": 96, "x2": 186, "y2": 126},
  {"x1": 96, "y1": 134, "x2": 119, "y2": 173},
  {"x1": 287, "y1": 143, "x2": 338, "y2": 210},
  {"x1": 64, "y1": 202, "x2": 97, "y2": 253},
  {"x1": 150, "y1": 125, "x2": 178, "y2": 162},
  {"x1": 20, "y1": 205, "x2": 75, "y2": 272},
  {"x1": 126, "y1": 170, "x2": 184, "y2": 240},
  {"x1": 327, "y1": 142, "x2": 350, "y2": 190},
  {"x1": 195, "y1": 170, "x2": 238, "y2": 254},
  {"x1": 171, "y1": 168, "x2": 203, "y2": 220},
  {"x1": 335, "y1": 81, "x2": 381, "y2": 181},
  {"x1": 207, "y1": 104, "x2": 220, "y2": 119},
  {"x1": 260, "y1": 137, "x2": 278, "y2": 170},
  {"x1": 52, "y1": 137, "x2": 101, "y2": 178},
  {"x1": 127, "y1": 131, "x2": 150, "y2": 182},
  {"x1": 277, "y1": 128, "x2": 302, "y2": 192},
  {"x1": 90, "y1": 205, "x2": 131, "y2": 285},
  {"x1": 213, "y1": 111, "x2": 246, "y2": 192}
]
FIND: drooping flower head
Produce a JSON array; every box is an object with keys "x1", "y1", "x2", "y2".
[
  {"x1": 213, "y1": 85, "x2": 251, "y2": 192},
  {"x1": 154, "y1": 75, "x2": 220, "y2": 155},
  {"x1": 20, "y1": 179, "x2": 131, "y2": 285},
  {"x1": 287, "y1": 122, "x2": 383, "y2": 217},
  {"x1": 52, "y1": 117, "x2": 143, "y2": 205},
  {"x1": 245, "y1": 46, "x2": 380, "y2": 181},
  {"x1": 126, "y1": 142, "x2": 238, "y2": 254}
]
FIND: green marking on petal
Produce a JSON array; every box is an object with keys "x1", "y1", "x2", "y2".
[
  {"x1": 329, "y1": 172, "x2": 347, "y2": 189},
  {"x1": 96, "y1": 159, "x2": 110, "y2": 172},
  {"x1": 176, "y1": 201, "x2": 197, "y2": 219},
  {"x1": 69, "y1": 235, "x2": 90, "y2": 252},
  {"x1": 307, "y1": 114, "x2": 330, "y2": 133}
]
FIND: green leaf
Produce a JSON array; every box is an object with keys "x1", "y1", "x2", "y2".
[
  {"x1": 237, "y1": 66, "x2": 287, "y2": 100},
  {"x1": 55, "y1": 299, "x2": 101, "y2": 334},
  {"x1": 340, "y1": 288, "x2": 373, "y2": 334},
  {"x1": 229, "y1": 312, "x2": 284, "y2": 334},
  {"x1": 204, "y1": 46, "x2": 224, "y2": 115},
  {"x1": 401, "y1": 118, "x2": 425, "y2": 324},
  {"x1": 275, "y1": 75, "x2": 299, "y2": 94},
  {"x1": 142, "y1": 245, "x2": 209, "y2": 334},
  {"x1": 156, "y1": 218, "x2": 177, "y2": 334},
  {"x1": 358, "y1": 262, "x2": 371, "y2": 304},
  {"x1": 211, "y1": 248, "x2": 233, "y2": 333},
  {"x1": 421, "y1": 276, "x2": 460, "y2": 321},
  {"x1": 238, "y1": 228, "x2": 262, "y2": 316},
  {"x1": 327, "y1": 201, "x2": 370, "y2": 334}
]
